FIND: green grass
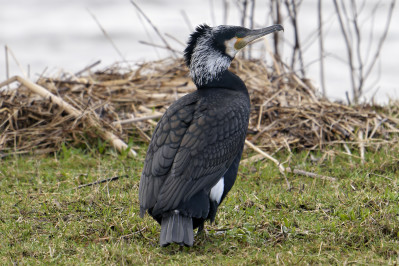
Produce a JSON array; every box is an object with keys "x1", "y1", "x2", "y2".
[{"x1": 1, "y1": 144, "x2": 399, "y2": 264}]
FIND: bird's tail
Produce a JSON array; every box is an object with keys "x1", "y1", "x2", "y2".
[{"x1": 160, "y1": 210, "x2": 194, "y2": 247}]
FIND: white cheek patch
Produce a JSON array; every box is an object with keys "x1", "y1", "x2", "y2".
[
  {"x1": 189, "y1": 31, "x2": 233, "y2": 87},
  {"x1": 210, "y1": 177, "x2": 224, "y2": 204},
  {"x1": 224, "y1": 38, "x2": 239, "y2": 58}
]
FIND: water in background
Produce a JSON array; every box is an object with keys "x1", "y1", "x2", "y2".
[{"x1": 1, "y1": 0, "x2": 398, "y2": 103}]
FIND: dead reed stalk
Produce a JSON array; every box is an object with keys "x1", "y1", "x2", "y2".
[{"x1": 0, "y1": 58, "x2": 398, "y2": 160}]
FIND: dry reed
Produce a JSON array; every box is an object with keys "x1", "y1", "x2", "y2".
[{"x1": 1, "y1": 58, "x2": 398, "y2": 158}]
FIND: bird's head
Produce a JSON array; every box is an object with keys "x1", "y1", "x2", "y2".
[{"x1": 184, "y1": 24, "x2": 284, "y2": 87}]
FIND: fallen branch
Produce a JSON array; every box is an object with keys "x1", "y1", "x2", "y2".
[
  {"x1": 245, "y1": 139, "x2": 286, "y2": 173},
  {"x1": 0, "y1": 76, "x2": 136, "y2": 156},
  {"x1": 245, "y1": 139, "x2": 336, "y2": 181}
]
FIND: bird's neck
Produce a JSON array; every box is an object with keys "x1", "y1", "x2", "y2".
[
  {"x1": 198, "y1": 70, "x2": 248, "y2": 94},
  {"x1": 189, "y1": 47, "x2": 232, "y2": 88}
]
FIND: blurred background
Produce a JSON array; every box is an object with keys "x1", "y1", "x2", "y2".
[{"x1": 1, "y1": 0, "x2": 398, "y2": 104}]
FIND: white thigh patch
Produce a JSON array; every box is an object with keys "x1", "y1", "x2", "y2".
[{"x1": 210, "y1": 177, "x2": 224, "y2": 204}]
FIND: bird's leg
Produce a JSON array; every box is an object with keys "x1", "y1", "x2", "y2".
[
  {"x1": 197, "y1": 223, "x2": 204, "y2": 234},
  {"x1": 196, "y1": 223, "x2": 209, "y2": 236}
]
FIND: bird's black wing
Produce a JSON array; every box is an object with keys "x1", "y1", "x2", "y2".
[
  {"x1": 139, "y1": 89, "x2": 250, "y2": 217},
  {"x1": 139, "y1": 92, "x2": 199, "y2": 216}
]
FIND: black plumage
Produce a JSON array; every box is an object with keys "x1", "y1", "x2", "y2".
[{"x1": 139, "y1": 23, "x2": 283, "y2": 247}]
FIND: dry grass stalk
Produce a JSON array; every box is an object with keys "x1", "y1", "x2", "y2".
[
  {"x1": 114, "y1": 114, "x2": 163, "y2": 125},
  {"x1": 0, "y1": 76, "x2": 136, "y2": 157},
  {"x1": 0, "y1": 57, "x2": 398, "y2": 161}
]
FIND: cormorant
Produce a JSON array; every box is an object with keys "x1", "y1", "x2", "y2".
[{"x1": 139, "y1": 23, "x2": 284, "y2": 247}]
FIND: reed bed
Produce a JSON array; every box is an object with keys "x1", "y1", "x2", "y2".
[{"x1": 1, "y1": 57, "x2": 398, "y2": 158}]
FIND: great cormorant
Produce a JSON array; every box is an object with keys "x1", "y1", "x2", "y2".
[{"x1": 139, "y1": 23, "x2": 284, "y2": 247}]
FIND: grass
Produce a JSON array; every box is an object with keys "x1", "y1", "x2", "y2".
[{"x1": 1, "y1": 143, "x2": 399, "y2": 264}]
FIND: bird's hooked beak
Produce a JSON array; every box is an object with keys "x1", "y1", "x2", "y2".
[{"x1": 234, "y1": 24, "x2": 284, "y2": 50}]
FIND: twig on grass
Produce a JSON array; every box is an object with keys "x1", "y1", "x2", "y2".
[
  {"x1": 245, "y1": 139, "x2": 336, "y2": 182},
  {"x1": 96, "y1": 226, "x2": 148, "y2": 242},
  {"x1": 245, "y1": 139, "x2": 291, "y2": 189},
  {"x1": 369, "y1": 172, "x2": 393, "y2": 181},
  {"x1": 286, "y1": 169, "x2": 336, "y2": 182},
  {"x1": 245, "y1": 139, "x2": 285, "y2": 173},
  {"x1": 77, "y1": 175, "x2": 129, "y2": 189}
]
